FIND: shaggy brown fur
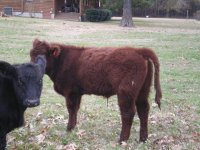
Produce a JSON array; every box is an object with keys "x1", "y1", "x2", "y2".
[{"x1": 30, "y1": 39, "x2": 162, "y2": 143}]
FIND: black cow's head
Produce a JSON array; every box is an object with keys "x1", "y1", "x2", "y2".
[{"x1": 0, "y1": 55, "x2": 46, "y2": 107}]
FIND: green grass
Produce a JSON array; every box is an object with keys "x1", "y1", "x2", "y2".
[{"x1": 0, "y1": 16, "x2": 200, "y2": 149}]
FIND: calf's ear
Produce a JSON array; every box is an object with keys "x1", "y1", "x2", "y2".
[
  {"x1": 0, "y1": 61, "x2": 17, "y2": 79},
  {"x1": 49, "y1": 45, "x2": 61, "y2": 57},
  {"x1": 35, "y1": 55, "x2": 47, "y2": 74},
  {"x1": 33, "y1": 39, "x2": 42, "y2": 48}
]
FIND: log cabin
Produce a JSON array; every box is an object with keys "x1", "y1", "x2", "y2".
[{"x1": 0, "y1": 0, "x2": 100, "y2": 19}]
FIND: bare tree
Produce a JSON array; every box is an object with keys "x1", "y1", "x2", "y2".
[{"x1": 120, "y1": 0, "x2": 134, "y2": 27}]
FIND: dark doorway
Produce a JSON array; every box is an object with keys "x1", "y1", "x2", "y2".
[
  {"x1": 61, "y1": 0, "x2": 79, "y2": 13},
  {"x1": 55, "y1": 0, "x2": 65, "y2": 14},
  {"x1": 55, "y1": 0, "x2": 80, "y2": 20}
]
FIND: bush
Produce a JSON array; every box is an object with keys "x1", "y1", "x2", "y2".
[
  {"x1": 194, "y1": 10, "x2": 200, "y2": 20},
  {"x1": 84, "y1": 8, "x2": 112, "y2": 22}
]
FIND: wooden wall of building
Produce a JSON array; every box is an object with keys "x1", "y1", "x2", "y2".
[
  {"x1": 24, "y1": 0, "x2": 54, "y2": 19},
  {"x1": 0, "y1": 0, "x2": 54, "y2": 19},
  {"x1": 0, "y1": 0, "x2": 22, "y2": 12}
]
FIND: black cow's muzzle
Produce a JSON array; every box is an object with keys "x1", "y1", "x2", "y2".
[{"x1": 24, "y1": 99, "x2": 40, "y2": 107}]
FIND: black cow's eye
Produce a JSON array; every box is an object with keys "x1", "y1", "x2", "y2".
[
  {"x1": 18, "y1": 78, "x2": 23, "y2": 85},
  {"x1": 39, "y1": 79, "x2": 42, "y2": 84}
]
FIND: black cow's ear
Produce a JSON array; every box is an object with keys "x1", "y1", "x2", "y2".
[
  {"x1": 0, "y1": 61, "x2": 17, "y2": 79},
  {"x1": 35, "y1": 55, "x2": 47, "y2": 74},
  {"x1": 50, "y1": 44, "x2": 61, "y2": 57}
]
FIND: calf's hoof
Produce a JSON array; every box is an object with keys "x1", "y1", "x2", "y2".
[
  {"x1": 118, "y1": 138, "x2": 128, "y2": 145},
  {"x1": 67, "y1": 124, "x2": 76, "y2": 131},
  {"x1": 139, "y1": 137, "x2": 147, "y2": 143},
  {"x1": 119, "y1": 141, "x2": 127, "y2": 145}
]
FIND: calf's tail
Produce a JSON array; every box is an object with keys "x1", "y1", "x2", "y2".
[{"x1": 136, "y1": 48, "x2": 162, "y2": 109}]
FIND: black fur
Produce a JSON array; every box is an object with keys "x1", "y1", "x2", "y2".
[{"x1": 0, "y1": 55, "x2": 46, "y2": 149}]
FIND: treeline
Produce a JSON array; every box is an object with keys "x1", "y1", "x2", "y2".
[{"x1": 101, "y1": 0, "x2": 200, "y2": 18}]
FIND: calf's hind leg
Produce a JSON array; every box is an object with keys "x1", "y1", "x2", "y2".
[
  {"x1": 65, "y1": 93, "x2": 81, "y2": 131},
  {"x1": 136, "y1": 97, "x2": 150, "y2": 142},
  {"x1": 118, "y1": 92, "x2": 136, "y2": 143},
  {"x1": 117, "y1": 85, "x2": 142, "y2": 143},
  {"x1": 117, "y1": 64, "x2": 147, "y2": 143},
  {"x1": 136, "y1": 61, "x2": 153, "y2": 142}
]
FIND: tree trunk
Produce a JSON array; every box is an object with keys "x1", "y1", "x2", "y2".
[
  {"x1": 79, "y1": 0, "x2": 84, "y2": 16},
  {"x1": 120, "y1": 0, "x2": 133, "y2": 27}
]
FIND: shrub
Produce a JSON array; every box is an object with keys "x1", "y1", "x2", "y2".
[
  {"x1": 194, "y1": 10, "x2": 200, "y2": 20},
  {"x1": 84, "y1": 8, "x2": 112, "y2": 22}
]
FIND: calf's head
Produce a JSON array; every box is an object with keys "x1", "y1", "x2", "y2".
[
  {"x1": 30, "y1": 39, "x2": 61, "y2": 74},
  {"x1": 0, "y1": 55, "x2": 46, "y2": 107}
]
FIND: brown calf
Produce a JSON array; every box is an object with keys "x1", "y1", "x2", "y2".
[{"x1": 30, "y1": 39, "x2": 162, "y2": 143}]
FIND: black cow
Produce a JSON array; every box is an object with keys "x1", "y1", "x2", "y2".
[{"x1": 0, "y1": 55, "x2": 46, "y2": 150}]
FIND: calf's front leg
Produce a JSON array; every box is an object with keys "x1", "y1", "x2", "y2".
[{"x1": 65, "y1": 93, "x2": 81, "y2": 131}]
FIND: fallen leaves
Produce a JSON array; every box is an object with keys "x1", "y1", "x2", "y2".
[
  {"x1": 154, "y1": 135, "x2": 175, "y2": 145},
  {"x1": 76, "y1": 129, "x2": 86, "y2": 139},
  {"x1": 36, "y1": 134, "x2": 46, "y2": 144},
  {"x1": 153, "y1": 133, "x2": 200, "y2": 150},
  {"x1": 121, "y1": 141, "x2": 128, "y2": 148},
  {"x1": 56, "y1": 143, "x2": 78, "y2": 150},
  {"x1": 65, "y1": 143, "x2": 78, "y2": 150}
]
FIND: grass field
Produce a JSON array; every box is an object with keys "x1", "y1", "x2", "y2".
[{"x1": 0, "y1": 17, "x2": 200, "y2": 150}]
